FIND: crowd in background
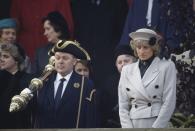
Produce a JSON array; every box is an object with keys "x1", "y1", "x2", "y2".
[{"x1": 0, "y1": 0, "x2": 195, "y2": 128}]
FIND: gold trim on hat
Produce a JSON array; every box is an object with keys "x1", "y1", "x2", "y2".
[
  {"x1": 55, "y1": 40, "x2": 91, "y2": 61},
  {"x1": 48, "y1": 46, "x2": 55, "y2": 56}
]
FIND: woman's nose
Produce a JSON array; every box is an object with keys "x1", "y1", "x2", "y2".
[
  {"x1": 44, "y1": 31, "x2": 47, "y2": 36},
  {"x1": 139, "y1": 48, "x2": 145, "y2": 53}
]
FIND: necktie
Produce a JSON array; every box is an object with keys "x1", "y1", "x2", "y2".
[{"x1": 55, "y1": 78, "x2": 65, "y2": 109}]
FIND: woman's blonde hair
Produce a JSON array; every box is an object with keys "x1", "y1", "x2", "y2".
[
  {"x1": 130, "y1": 38, "x2": 162, "y2": 58},
  {"x1": 0, "y1": 43, "x2": 25, "y2": 71}
]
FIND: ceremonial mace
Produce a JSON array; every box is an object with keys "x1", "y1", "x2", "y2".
[{"x1": 9, "y1": 56, "x2": 55, "y2": 112}]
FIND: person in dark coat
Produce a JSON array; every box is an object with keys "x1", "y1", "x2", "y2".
[
  {"x1": 100, "y1": 44, "x2": 136, "y2": 128},
  {"x1": 119, "y1": 0, "x2": 180, "y2": 50},
  {"x1": 72, "y1": 0, "x2": 129, "y2": 89},
  {"x1": 33, "y1": 11, "x2": 70, "y2": 76},
  {"x1": 0, "y1": 43, "x2": 32, "y2": 128},
  {"x1": 34, "y1": 40, "x2": 98, "y2": 128}
]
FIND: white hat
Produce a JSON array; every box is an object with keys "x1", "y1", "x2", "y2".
[{"x1": 129, "y1": 28, "x2": 161, "y2": 41}]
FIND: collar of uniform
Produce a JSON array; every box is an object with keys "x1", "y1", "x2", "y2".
[{"x1": 56, "y1": 71, "x2": 73, "y2": 83}]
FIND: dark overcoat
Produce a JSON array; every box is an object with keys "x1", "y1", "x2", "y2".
[
  {"x1": 0, "y1": 70, "x2": 32, "y2": 128},
  {"x1": 72, "y1": 0, "x2": 128, "y2": 88}
]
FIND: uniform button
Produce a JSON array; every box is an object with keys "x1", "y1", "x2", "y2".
[
  {"x1": 126, "y1": 88, "x2": 130, "y2": 91},
  {"x1": 153, "y1": 95, "x2": 157, "y2": 99},
  {"x1": 148, "y1": 103, "x2": 151, "y2": 106},
  {"x1": 135, "y1": 104, "x2": 138, "y2": 108},
  {"x1": 130, "y1": 98, "x2": 134, "y2": 101},
  {"x1": 155, "y1": 85, "x2": 159, "y2": 89}
]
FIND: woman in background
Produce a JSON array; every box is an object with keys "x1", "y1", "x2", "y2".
[
  {"x1": 33, "y1": 11, "x2": 70, "y2": 75},
  {"x1": 0, "y1": 43, "x2": 32, "y2": 128}
]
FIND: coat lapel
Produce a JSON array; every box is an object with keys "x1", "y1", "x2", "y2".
[
  {"x1": 142, "y1": 57, "x2": 160, "y2": 88},
  {"x1": 129, "y1": 61, "x2": 151, "y2": 100}
]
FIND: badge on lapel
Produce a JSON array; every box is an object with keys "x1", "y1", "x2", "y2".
[{"x1": 73, "y1": 82, "x2": 80, "y2": 88}]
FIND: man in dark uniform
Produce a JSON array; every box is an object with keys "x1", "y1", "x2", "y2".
[{"x1": 34, "y1": 40, "x2": 98, "y2": 128}]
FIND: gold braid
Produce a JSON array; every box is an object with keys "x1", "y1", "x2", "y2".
[{"x1": 54, "y1": 40, "x2": 91, "y2": 61}]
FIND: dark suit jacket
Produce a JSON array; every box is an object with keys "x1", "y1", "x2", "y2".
[
  {"x1": 34, "y1": 71, "x2": 98, "y2": 128},
  {"x1": 32, "y1": 43, "x2": 53, "y2": 76}
]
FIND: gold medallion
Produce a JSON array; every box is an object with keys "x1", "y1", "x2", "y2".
[{"x1": 73, "y1": 83, "x2": 80, "y2": 88}]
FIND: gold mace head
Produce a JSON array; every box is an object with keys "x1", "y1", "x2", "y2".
[
  {"x1": 9, "y1": 95, "x2": 27, "y2": 112},
  {"x1": 30, "y1": 78, "x2": 43, "y2": 91},
  {"x1": 48, "y1": 56, "x2": 55, "y2": 66},
  {"x1": 9, "y1": 88, "x2": 33, "y2": 112},
  {"x1": 45, "y1": 64, "x2": 55, "y2": 72}
]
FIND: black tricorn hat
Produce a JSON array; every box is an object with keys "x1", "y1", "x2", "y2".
[{"x1": 50, "y1": 40, "x2": 90, "y2": 61}]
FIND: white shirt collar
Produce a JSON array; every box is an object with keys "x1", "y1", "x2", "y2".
[{"x1": 55, "y1": 71, "x2": 73, "y2": 82}]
